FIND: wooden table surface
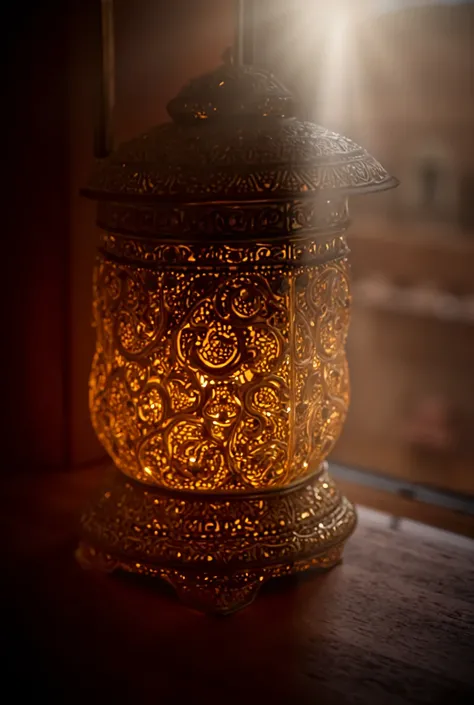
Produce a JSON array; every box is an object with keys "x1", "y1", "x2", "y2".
[{"x1": 2, "y1": 468, "x2": 474, "y2": 705}]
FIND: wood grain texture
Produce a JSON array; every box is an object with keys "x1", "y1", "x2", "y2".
[{"x1": 2, "y1": 468, "x2": 473, "y2": 705}]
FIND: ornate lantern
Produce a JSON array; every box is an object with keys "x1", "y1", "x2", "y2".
[{"x1": 77, "y1": 55, "x2": 397, "y2": 613}]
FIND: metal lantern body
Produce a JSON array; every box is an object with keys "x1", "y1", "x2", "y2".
[{"x1": 78, "y1": 64, "x2": 396, "y2": 613}]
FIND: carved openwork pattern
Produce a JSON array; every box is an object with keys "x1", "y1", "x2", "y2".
[
  {"x1": 78, "y1": 464, "x2": 356, "y2": 612},
  {"x1": 84, "y1": 119, "x2": 396, "y2": 202},
  {"x1": 99, "y1": 230, "x2": 350, "y2": 269},
  {"x1": 80, "y1": 464, "x2": 354, "y2": 565},
  {"x1": 97, "y1": 196, "x2": 350, "y2": 239},
  {"x1": 89, "y1": 236, "x2": 351, "y2": 493}
]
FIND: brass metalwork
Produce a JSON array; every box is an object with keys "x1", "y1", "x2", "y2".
[
  {"x1": 79, "y1": 62, "x2": 397, "y2": 613},
  {"x1": 90, "y1": 231, "x2": 351, "y2": 491},
  {"x1": 82, "y1": 62, "x2": 396, "y2": 204},
  {"x1": 77, "y1": 462, "x2": 353, "y2": 613}
]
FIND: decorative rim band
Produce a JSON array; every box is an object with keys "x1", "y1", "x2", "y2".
[
  {"x1": 96, "y1": 196, "x2": 350, "y2": 240},
  {"x1": 97, "y1": 229, "x2": 350, "y2": 271}
]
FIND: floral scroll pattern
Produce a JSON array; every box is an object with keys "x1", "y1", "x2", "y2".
[{"x1": 90, "y1": 240, "x2": 351, "y2": 492}]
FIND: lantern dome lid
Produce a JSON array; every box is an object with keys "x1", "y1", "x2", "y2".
[{"x1": 83, "y1": 62, "x2": 397, "y2": 203}]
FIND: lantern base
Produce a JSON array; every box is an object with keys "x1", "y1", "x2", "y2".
[{"x1": 76, "y1": 464, "x2": 356, "y2": 614}]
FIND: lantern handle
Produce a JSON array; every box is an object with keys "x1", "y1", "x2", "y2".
[
  {"x1": 94, "y1": 0, "x2": 115, "y2": 159},
  {"x1": 233, "y1": 0, "x2": 255, "y2": 66},
  {"x1": 94, "y1": 0, "x2": 257, "y2": 157}
]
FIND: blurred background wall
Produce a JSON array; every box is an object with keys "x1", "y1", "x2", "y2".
[{"x1": 256, "y1": 0, "x2": 474, "y2": 498}]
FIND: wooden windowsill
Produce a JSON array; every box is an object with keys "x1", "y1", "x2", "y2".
[{"x1": 2, "y1": 465, "x2": 473, "y2": 704}]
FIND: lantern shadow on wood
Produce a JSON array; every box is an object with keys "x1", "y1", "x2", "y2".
[{"x1": 76, "y1": 60, "x2": 397, "y2": 614}]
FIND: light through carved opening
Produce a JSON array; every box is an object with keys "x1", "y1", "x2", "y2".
[
  {"x1": 78, "y1": 59, "x2": 396, "y2": 613},
  {"x1": 90, "y1": 228, "x2": 350, "y2": 493}
]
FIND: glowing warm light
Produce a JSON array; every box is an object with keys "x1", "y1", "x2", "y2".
[
  {"x1": 90, "y1": 247, "x2": 350, "y2": 491},
  {"x1": 318, "y1": 9, "x2": 354, "y2": 125},
  {"x1": 78, "y1": 45, "x2": 395, "y2": 613}
]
